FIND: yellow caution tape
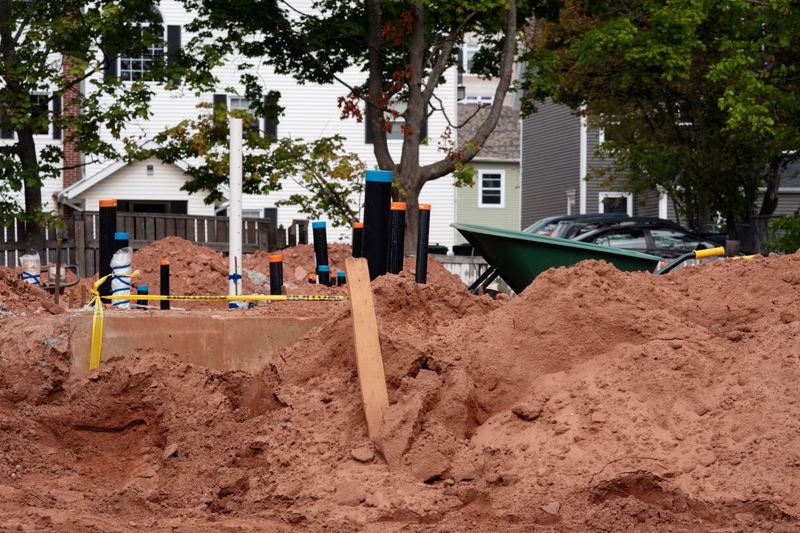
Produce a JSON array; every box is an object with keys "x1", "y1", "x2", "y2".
[
  {"x1": 99, "y1": 294, "x2": 345, "y2": 302},
  {"x1": 87, "y1": 271, "x2": 344, "y2": 372}
]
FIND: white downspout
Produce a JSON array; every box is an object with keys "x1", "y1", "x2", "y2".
[
  {"x1": 228, "y1": 117, "x2": 243, "y2": 309},
  {"x1": 579, "y1": 113, "x2": 588, "y2": 214}
]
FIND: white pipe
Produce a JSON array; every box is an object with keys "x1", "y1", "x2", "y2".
[{"x1": 229, "y1": 117, "x2": 243, "y2": 309}]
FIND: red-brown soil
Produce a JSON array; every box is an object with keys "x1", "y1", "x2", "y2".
[{"x1": 1, "y1": 248, "x2": 799, "y2": 531}]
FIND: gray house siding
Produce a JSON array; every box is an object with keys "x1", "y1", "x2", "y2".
[
  {"x1": 520, "y1": 99, "x2": 580, "y2": 228},
  {"x1": 772, "y1": 193, "x2": 800, "y2": 216}
]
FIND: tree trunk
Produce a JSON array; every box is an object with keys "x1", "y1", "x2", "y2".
[
  {"x1": 17, "y1": 128, "x2": 44, "y2": 255},
  {"x1": 403, "y1": 181, "x2": 422, "y2": 255}
]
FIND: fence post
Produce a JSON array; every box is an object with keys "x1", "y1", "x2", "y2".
[
  {"x1": 268, "y1": 220, "x2": 278, "y2": 250},
  {"x1": 74, "y1": 213, "x2": 86, "y2": 276},
  {"x1": 277, "y1": 224, "x2": 287, "y2": 249},
  {"x1": 296, "y1": 220, "x2": 309, "y2": 245},
  {"x1": 288, "y1": 223, "x2": 297, "y2": 247},
  {"x1": 257, "y1": 222, "x2": 269, "y2": 251}
]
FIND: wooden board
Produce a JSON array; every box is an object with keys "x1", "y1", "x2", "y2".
[{"x1": 345, "y1": 257, "x2": 389, "y2": 439}]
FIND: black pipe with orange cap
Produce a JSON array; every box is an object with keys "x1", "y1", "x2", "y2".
[
  {"x1": 388, "y1": 201, "x2": 406, "y2": 274},
  {"x1": 269, "y1": 253, "x2": 284, "y2": 295},
  {"x1": 415, "y1": 203, "x2": 431, "y2": 283},
  {"x1": 160, "y1": 258, "x2": 170, "y2": 310},
  {"x1": 98, "y1": 199, "x2": 117, "y2": 298}
]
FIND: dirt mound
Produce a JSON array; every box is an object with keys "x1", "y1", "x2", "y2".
[
  {"x1": 0, "y1": 266, "x2": 64, "y2": 315},
  {"x1": 1, "y1": 253, "x2": 800, "y2": 530},
  {"x1": 245, "y1": 243, "x2": 465, "y2": 292}
]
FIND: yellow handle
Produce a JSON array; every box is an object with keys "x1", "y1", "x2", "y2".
[{"x1": 694, "y1": 246, "x2": 725, "y2": 259}]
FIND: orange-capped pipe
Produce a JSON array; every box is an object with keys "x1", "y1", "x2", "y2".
[
  {"x1": 419, "y1": 203, "x2": 431, "y2": 210},
  {"x1": 390, "y1": 201, "x2": 407, "y2": 211},
  {"x1": 352, "y1": 222, "x2": 364, "y2": 229},
  {"x1": 268, "y1": 254, "x2": 283, "y2": 263},
  {"x1": 99, "y1": 199, "x2": 117, "y2": 207},
  {"x1": 160, "y1": 258, "x2": 170, "y2": 266}
]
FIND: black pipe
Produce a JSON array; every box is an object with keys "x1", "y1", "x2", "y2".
[
  {"x1": 337, "y1": 271, "x2": 346, "y2": 286},
  {"x1": 415, "y1": 203, "x2": 431, "y2": 284},
  {"x1": 114, "y1": 231, "x2": 129, "y2": 250},
  {"x1": 352, "y1": 222, "x2": 364, "y2": 258},
  {"x1": 312, "y1": 221, "x2": 328, "y2": 276},
  {"x1": 136, "y1": 284, "x2": 149, "y2": 310},
  {"x1": 160, "y1": 259, "x2": 170, "y2": 310},
  {"x1": 318, "y1": 265, "x2": 330, "y2": 287},
  {"x1": 98, "y1": 199, "x2": 117, "y2": 297},
  {"x1": 362, "y1": 169, "x2": 392, "y2": 279},
  {"x1": 388, "y1": 202, "x2": 406, "y2": 274},
  {"x1": 269, "y1": 254, "x2": 284, "y2": 295}
]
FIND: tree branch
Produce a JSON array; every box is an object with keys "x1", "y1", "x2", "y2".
[{"x1": 421, "y1": 0, "x2": 517, "y2": 180}]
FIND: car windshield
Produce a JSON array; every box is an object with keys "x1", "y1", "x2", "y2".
[
  {"x1": 528, "y1": 221, "x2": 559, "y2": 236},
  {"x1": 649, "y1": 228, "x2": 716, "y2": 253},
  {"x1": 592, "y1": 229, "x2": 648, "y2": 251}
]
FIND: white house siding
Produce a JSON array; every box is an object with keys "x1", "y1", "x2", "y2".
[
  {"x1": 79, "y1": 158, "x2": 215, "y2": 215},
  {"x1": 72, "y1": 0, "x2": 458, "y2": 249}
]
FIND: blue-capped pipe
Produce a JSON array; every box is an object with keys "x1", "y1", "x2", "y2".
[
  {"x1": 136, "y1": 284, "x2": 149, "y2": 310},
  {"x1": 312, "y1": 221, "x2": 329, "y2": 272},
  {"x1": 337, "y1": 271, "x2": 346, "y2": 286},
  {"x1": 363, "y1": 170, "x2": 393, "y2": 279},
  {"x1": 318, "y1": 264, "x2": 330, "y2": 287}
]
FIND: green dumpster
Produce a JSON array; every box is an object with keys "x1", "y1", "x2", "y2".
[{"x1": 452, "y1": 223, "x2": 661, "y2": 294}]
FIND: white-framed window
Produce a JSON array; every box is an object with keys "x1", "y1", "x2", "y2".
[
  {"x1": 119, "y1": 26, "x2": 164, "y2": 81},
  {"x1": 30, "y1": 92, "x2": 50, "y2": 136},
  {"x1": 566, "y1": 189, "x2": 577, "y2": 215},
  {"x1": 460, "y1": 95, "x2": 493, "y2": 105},
  {"x1": 228, "y1": 96, "x2": 261, "y2": 133},
  {"x1": 598, "y1": 191, "x2": 633, "y2": 216},
  {"x1": 478, "y1": 170, "x2": 505, "y2": 208},
  {"x1": 241, "y1": 209, "x2": 262, "y2": 219},
  {"x1": 461, "y1": 41, "x2": 482, "y2": 74}
]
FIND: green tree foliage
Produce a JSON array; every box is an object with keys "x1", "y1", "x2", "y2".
[
  {"x1": 178, "y1": 0, "x2": 546, "y2": 250},
  {"x1": 765, "y1": 211, "x2": 800, "y2": 254},
  {"x1": 522, "y1": 0, "x2": 799, "y2": 236},
  {"x1": 0, "y1": 0, "x2": 187, "y2": 251},
  {"x1": 150, "y1": 104, "x2": 365, "y2": 229}
]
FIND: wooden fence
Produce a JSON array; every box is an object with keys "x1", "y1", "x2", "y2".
[{"x1": 1, "y1": 212, "x2": 309, "y2": 276}]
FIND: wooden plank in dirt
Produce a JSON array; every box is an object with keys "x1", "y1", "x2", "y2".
[{"x1": 345, "y1": 257, "x2": 389, "y2": 439}]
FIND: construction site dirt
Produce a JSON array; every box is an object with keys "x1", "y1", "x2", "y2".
[{"x1": 1, "y1": 240, "x2": 799, "y2": 531}]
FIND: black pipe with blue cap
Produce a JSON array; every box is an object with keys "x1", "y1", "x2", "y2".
[
  {"x1": 312, "y1": 221, "x2": 329, "y2": 277},
  {"x1": 362, "y1": 169, "x2": 392, "y2": 280},
  {"x1": 318, "y1": 264, "x2": 331, "y2": 287}
]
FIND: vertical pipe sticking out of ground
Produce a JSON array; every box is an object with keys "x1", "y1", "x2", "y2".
[
  {"x1": 362, "y1": 170, "x2": 392, "y2": 280},
  {"x1": 269, "y1": 254, "x2": 284, "y2": 295},
  {"x1": 98, "y1": 199, "x2": 117, "y2": 298},
  {"x1": 388, "y1": 202, "x2": 406, "y2": 274},
  {"x1": 137, "y1": 285, "x2": 149, "y2": 309},
  {"x1": 160, "y1": 259, "x2": 170, "y2": 310},
  {"x1": 337, "y1": 271, "x2": 346, "y2": 286},
  {"x1": 318, "y1": 265, "x2": 330, "y2": 287},
  {"x1": 312, "y1": 221, "x2": 329, "y2": 276},
  {"x1": 352, "y1": 222, "x2": 364, "y2": 258},
  {"x1": 229, "y1": 117, "x2": 243, "y2": 309},
  {"x1": 415, "y1": 204, "x2": 431, "y2": 284}
]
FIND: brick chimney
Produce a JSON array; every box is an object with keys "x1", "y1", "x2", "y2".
[{"x1": 62, "y1": 55, "x2": 82, "y2": 191}]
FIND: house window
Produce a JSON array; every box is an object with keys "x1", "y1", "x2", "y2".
[
  {"x1": 478, "y1": 170, "x2": 505, "y2": 208},
  {"x1": 119, "y1": 26, "x2": 164, "y2": 81},
  {"x1": 461, "y1": 41, "x2": 482, "y2": 74},
  {"x1": 30, "y1": 93, "x2": 50, "y2": 136},
  {"x1": 119, "y1": 35, "x2": 163, "y2": 81},
  {"x1": 460, "y1": 95, "x2": 493, "y2": 105},
  {"x1": 598, "y1": 192, "x2": 633, "y2": 216},
  {"x1": 241, "y1": 209, "x2": 262, "y2": 219},
  {"x1": 229, "y1": 97, "x2": 262, "y2": 134}
]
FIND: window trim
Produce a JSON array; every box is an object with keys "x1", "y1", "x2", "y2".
[
  {"x1": 117, "y1": 23, "x2": 165, "y2": 82},
  {"x1": 30, "y1": 92, "x2": 52, "y2": 138},
  {"x1": 478, "y1": 169, "x2": 505, "y2": 208},
  {"x1": 598, "y1": 191, "x2": 633, "y2": 216}
]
